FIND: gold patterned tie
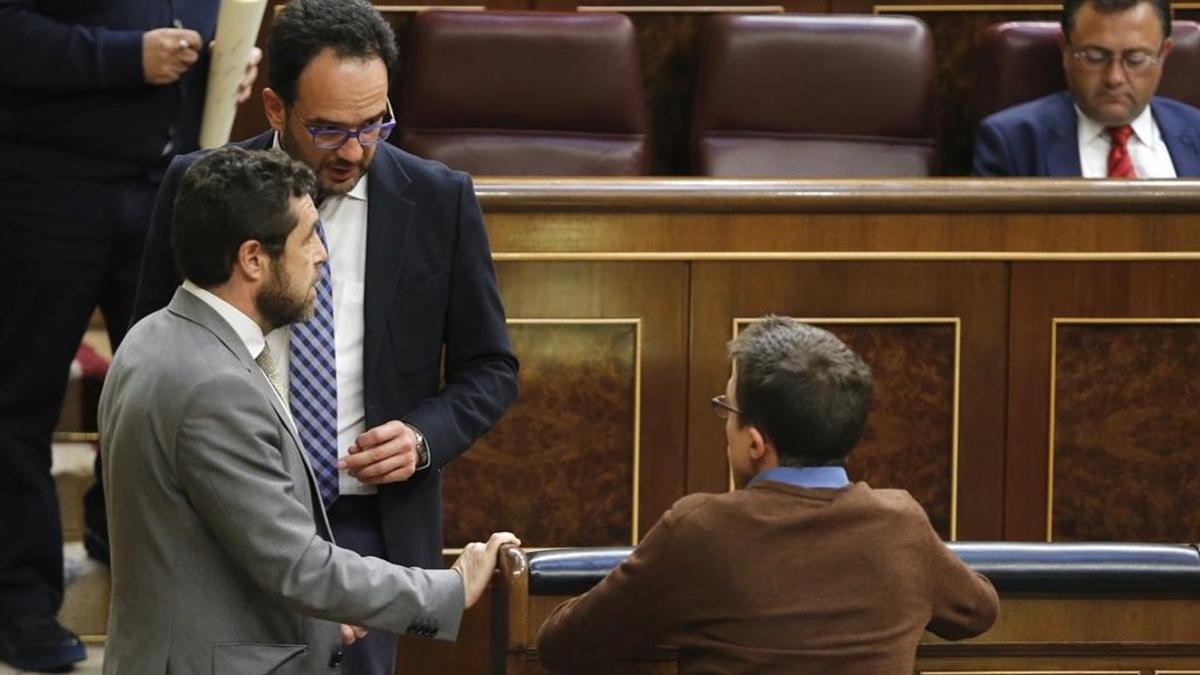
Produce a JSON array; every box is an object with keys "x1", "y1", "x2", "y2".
[{"x1": 255, "y1": 343, "x2": 287, "y2": 403}]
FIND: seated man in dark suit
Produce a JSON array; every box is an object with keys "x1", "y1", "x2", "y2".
[
  {"x1": 974, "y1": 0, "x2": 1200, "y2": 177},
  {"x1": 536, "y1": 316, "x2": 999, "y2": 674}
]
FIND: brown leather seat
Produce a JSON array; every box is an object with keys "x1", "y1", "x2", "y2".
[
  {"x1": 692, "y1": 14, "x2": 938, "y2": 177},
  {"x1": 973, "y1": 20, "x2": 1200, "y2": 125},
  {"x1": 399, "y1": 11, "x2": 648, "y2": 176}
]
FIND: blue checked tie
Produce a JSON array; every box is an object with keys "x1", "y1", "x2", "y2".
[{"x1": 290, "y1": 221, "x2": 339, "y2": 507}]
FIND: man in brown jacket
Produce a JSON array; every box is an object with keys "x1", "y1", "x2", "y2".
[{"x1": 537, "y1": 316, "x2": 999, "y2": 674}]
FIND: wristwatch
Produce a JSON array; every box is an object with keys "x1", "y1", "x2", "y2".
[{"x1": 409, "y1": 424, "x2": 431, "y2": 470}]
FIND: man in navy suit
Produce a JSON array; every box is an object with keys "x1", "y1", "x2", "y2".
[
  {"x1": 974, "y1": 0, "x2": 1200, "y2": 177},
  {"x1": 130, "y1": 1, "x2": 518, "y2": 673}
]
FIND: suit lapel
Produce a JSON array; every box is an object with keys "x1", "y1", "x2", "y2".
[
  {"x1": 1153, "y1": 100, "x2": 1200, "y2": 177},
  {"x1": 254, "y1": 384, "x2": 335, "y2": 540},
  {"x1": 363, "y1": 146, "x2": 415, "y2": 383},
  {"x1": 168, "y1": 288, "x2": 334, "y2": 539},
  {"x1": 1044, "y1": 93, "x2": 1083, "y2": 177}
]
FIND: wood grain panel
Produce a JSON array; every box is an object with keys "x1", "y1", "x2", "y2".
[
  {"x1": 735, "y1": 319, "x2": 959, "y2": 538},
  {"x1": 1051, "y1": 322, "x2": 1200, "y2": 542},
  {"x1": 443, "y1": 321, "x2": 640, "y2": 547},
  {"x1": 494, "y1": 262, "x2": 691, "y2": 538},
  {"x1": 1007, "y1": 261, "x2": 1200, "y2": 541},
  {"x1": 401, "y1": 262, "x2": 687, "y2": 675},
  {"x1": 826, "y1": 322, "x2": 957, "y2": 539},
  {"x1": 691, "y1": 261, "x2": 1007, "y2": 539}
]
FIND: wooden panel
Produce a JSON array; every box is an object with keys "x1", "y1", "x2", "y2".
[
  {"x1": 443, "y1": 321, "x2": 640, "y2": 547},
  {"x1": 1006, "y1": 261, "x2": 1200, "y2": 541},
  {"x1": 1051, "y1": 322, "x2": 1200, "y2": 542},
  {"x1": 735, "y1": 319, "x2": 960, "y2": 538},
  {"x1": 690, "y1": 261, "x2": 1007, "y2": 539},
  {"x1": 388, "y1": 184, "x2": 1200, "y2": 675},
  {"x1": 827, "y1": 322, "x2": 958, "y2": 538},
  {"x1": 493, "y1": 262, "x2": 690, "y2": 539},
  {"x1": 921, "y1": 662, "x2": 1137, "y2": 667},
  {"x1": 922, "y1": 671, "x2": 1140, "y2": 674},
  {"x1": 401, "y1": 262, "x2": 687, "y2": 675}
]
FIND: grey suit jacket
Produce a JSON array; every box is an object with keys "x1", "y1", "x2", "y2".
[{"x1": 99, "y1": 289, "x2": 465, "y2": 675}]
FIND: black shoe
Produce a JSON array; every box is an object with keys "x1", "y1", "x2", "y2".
[{"x1": 0, "y1": 616, "x2": 86, "y2": 672}]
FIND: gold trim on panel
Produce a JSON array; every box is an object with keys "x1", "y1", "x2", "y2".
[
  {"x1": 53, "y1": 432, "x2": 100, "y2": 443},
  {"x1": 1046, "y1": 317, "x2": 1200, "y2": 541},
  {"x1": 876, "y1": 3, "x2": 1059, "y2": 12},
  {"x1": 633, "y1": 321, "x2": 643, "y2": 544},
  {"x1": 578, "y1": 4, "x2": 783, "y2": 11},
  {"x1": 921, "y1": 667, "x2": 1137, "y2": 672},
  {"x1": 506, "y1": 318, "x2": 644, "y2": 546},
  {"x1": 1156, "y1": 671, "x2": 1200, "y2": 674},
  {"x1": 506, "y1": 318, "x2": 643, "y2": 325},
  {"x1": 490, "y1": 251, "x2": 1200, "y2": 262},
  {"x1": 80, "y1": 635, "x2": 106, "y2": 645},
  {"x1": 729, "y1": 317, "x2": 962, "y2": 540}
]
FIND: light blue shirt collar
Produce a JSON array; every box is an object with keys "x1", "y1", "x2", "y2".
[{"x1": 748, "y1": 466, "x2": 850, "y2": 489}]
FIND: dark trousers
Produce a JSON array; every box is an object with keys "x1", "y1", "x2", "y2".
[
  {"x1": 0, "y1": 177, "x2": 156, "y2": 620},
  {"x1": 326, "y1": 495, "x2": 398, "y2": 675}
]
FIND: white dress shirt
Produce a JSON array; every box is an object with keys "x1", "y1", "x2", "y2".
[
  {"x1": 266, "y1": 136, "x2": 372, "y2": 494},
  {"x1": 1076, "y1": 104, "x2": 1177, "y2": 178}
]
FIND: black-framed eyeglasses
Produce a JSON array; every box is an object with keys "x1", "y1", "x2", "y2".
[
  {"x1": 1069, "y1": 46, "x2": 1164, "y2": 74},
  {"x1": 295, "y1": 99, "x2": 397, "y2": 150},
  {"x1": 710, "y1": 394, "x2": 742, "y2": 418}
]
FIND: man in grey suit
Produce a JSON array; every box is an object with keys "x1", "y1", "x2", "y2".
[{"x1": 99, "y1": 147, "x2": 517, "y2": 674}]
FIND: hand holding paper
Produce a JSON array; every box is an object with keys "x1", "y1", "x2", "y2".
[{"x1": 143, "y1": 27, "x2": 202, "y2": 85}]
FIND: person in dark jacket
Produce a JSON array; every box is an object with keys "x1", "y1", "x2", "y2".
[
  {"x1": 0, "y1": 1, "x2": 257, "y2": 670},
  {"x1": 973, "y1": 0, "x2": 1200, "y2": 177}
]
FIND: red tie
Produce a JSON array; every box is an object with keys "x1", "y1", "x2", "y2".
[{"x1": 1107, "y1": 125, "x2": 1136, "y2": 178}]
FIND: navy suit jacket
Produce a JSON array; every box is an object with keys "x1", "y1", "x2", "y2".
[
  {"x1": 0, "y1": 0, "x2": 217, "y2": 180},
  {"x1": 972, "y1": 90, "x2": 1200, "y2": 177},
  {"x1": 131, "y1": 133, "x2": 519, "y2": 569}
]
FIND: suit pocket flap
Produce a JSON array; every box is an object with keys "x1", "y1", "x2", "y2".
[{"x1": 211, "y1": 642, "x2": 307, "y2": 674}]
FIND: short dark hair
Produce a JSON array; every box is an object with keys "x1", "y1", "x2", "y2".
[
  {"x1": 267, "y1": 0, "x2": 399, "y2": 106},
  {"x1": 172, "y1": 147, "x2": 316, "y2": 287},
  {"x1": 1061, "y1": 0, "x2": 1172, "y2": 40},
  {"x1": 727, "y1": 317, "x2": 873, "y2": 467}
]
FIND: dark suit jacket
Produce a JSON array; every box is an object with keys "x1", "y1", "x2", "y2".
[
  {"x1": 132, "y1": 132, "x2": 519, "y2": 569},
  {"x1": 537, "y1": 481, "x2": 999, "y2": 674},
  {"x1": 972, "y1": 90, "x2": 1200, "y2": 177},
  {"x1": 0, "y1": 0, "x2": 216, "y2": 179}
]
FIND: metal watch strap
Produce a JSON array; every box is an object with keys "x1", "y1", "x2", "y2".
[{"x1": 410, "y1": 424, "x2": 431, "y2": 470}]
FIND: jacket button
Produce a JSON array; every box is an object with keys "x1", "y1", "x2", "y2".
[{"x1": 329, "y1": 649, "x2": 343, "y2": 667}]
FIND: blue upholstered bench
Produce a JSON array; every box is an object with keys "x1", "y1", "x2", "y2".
[
  {"x1": 493, "y1": 543, "x2": 1200, "y2": 674},
  {"x1": 524, "y1": 542, "x2": 1200, "y2": 595}
]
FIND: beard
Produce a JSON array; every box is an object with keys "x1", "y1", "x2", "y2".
[{"x1": 255, "y1": 262, "x2": 314, "y2": 330}]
